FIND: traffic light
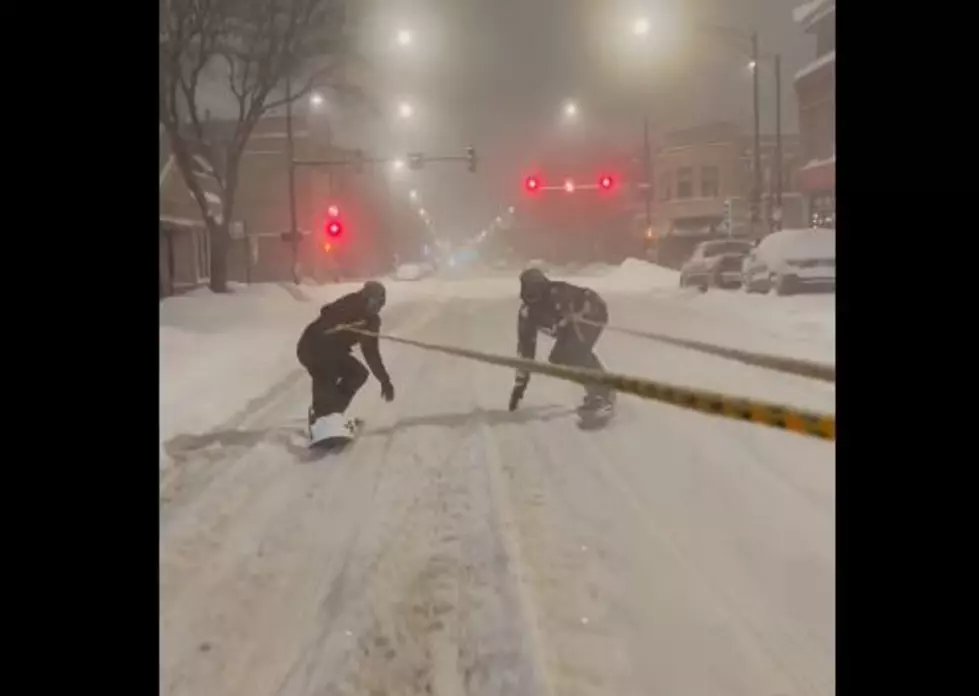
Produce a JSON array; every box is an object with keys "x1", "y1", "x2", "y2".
[
  {"x1": 326, "y1": 219, "x2": 343, "y2": 237},
  {"x1": 325, "y1": 204, "x2": 343, "y2": 238},
  {"x1": 598, "y1": 174, "x2": 615, "y2": 190},
  {"x1": 524, "y1": 175, "x2": 541, "y2": 193},
  {"x1": 466, "y1": 146, "x2": 477, "y2": 173}
]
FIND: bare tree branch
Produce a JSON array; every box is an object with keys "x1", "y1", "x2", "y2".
[{"x1": 160, "y1": 0, "x2": 359, "y2": 292}]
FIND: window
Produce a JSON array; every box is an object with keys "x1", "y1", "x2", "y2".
[
  {"x1": 703, "y1": 240, "x2": 753, "y2": 258},
  {"x1": 196, "y1": 228, "x2": 210, "y2": 281},
  {"x1": 677, "y1": 167, "x2": 693, "y2": 199},
  {"x1": 701, "y1": 166, "x2": 720, "y2": 198}
]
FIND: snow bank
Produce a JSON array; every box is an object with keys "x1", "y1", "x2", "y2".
[
  {"x1": 160, "y1": 287, "x2": 315, "y2": 461},
  {"x1": 392, "y1": 263, "x2": 425, "y2": 281},
  {"x1": 591, "y1": 258, "x2": 680, "y2": 293},
  {"x1": 795, "y1": 50, "x2": 835, "y2": 81},
  {"x1": 649, "y1": 292, "x2": 835, "y2": 364},
  {"x1": 793, "y1": 0, "x2": 833, "y2": 24}
]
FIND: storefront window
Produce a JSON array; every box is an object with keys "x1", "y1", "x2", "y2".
[{"x1": 810, "y1": 192, "x2": 836, "y2": 228}]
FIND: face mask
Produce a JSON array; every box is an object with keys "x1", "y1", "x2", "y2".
[
  {"x1": 521, "y1": 283, "x2": 546, "y2": 304},
  {"x1": 365, "y1": 295, "x2": 384, "y2": 314}
]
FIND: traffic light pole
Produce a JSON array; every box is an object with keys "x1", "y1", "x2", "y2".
[
  {"x1": 642, "y1": 114, "x2": 657, "y2": 263},
  {"x1": 285, "y1": 74, "x2": 300, "y2": 285},
  {"x1": 642, "y1": 115, "x2": 652, "y2": 228},
  {"x1": 751, "y1": 31, "x2": 762, "y2": 238},
  {"x1": 774, "y1": 53, "x2": 783, "y2": 229}
]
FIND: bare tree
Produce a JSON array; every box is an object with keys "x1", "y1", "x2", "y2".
[{"x1": 160, "y1": 0, "x2": 358, "y2": 292}]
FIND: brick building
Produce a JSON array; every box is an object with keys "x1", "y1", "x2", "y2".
[
  {"x1": 793, "y1": 0, "x2": 836, "y2": 227},
  {"x1": 648, "y1": 122, "x2": 804, "y2": 265}
]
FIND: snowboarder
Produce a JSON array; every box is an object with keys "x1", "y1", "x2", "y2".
[
  {"x1": 296, "y1": 281, "x2": 395, "y2": 441},
  {"x1": 507, "y1": 267, "x2": 616, "y2": 418}
]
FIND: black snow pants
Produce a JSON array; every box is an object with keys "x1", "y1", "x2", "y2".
[
  {"x1": 547, "y1": 301, "x2": 612, "y2": 401},
  {"x1": 299, "y1": 349, "x2": 369, "y2": 419}
]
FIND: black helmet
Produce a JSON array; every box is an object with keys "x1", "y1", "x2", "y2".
[
  {"x1": 362, "y1": 280, "x2": 386, "y2": 314},
  {"x1": 519, "y1": 267, "x2": 549, "y2": 304}
]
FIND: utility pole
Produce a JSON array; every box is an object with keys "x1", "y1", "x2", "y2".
[
  {"x1": 642, "y1": 114, "x2": 657, "y2": 262},
  {"x1": 751, "y1": 31, "x2": 762, "y2": 238},
  {"x1": 774, "y1": 53, "x2": 783, "y2": 231},
  {"x1": 643, "y1": 114, "x2": 652, "y2": 228},
  {"x1": 285, "y1": 73, "x2": 300, "y2": 285}
]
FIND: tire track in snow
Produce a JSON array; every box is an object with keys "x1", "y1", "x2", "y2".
[
  {"x1": 268, "y1": 299, "x2": 552, "y2": 696},
  {"x1": 541, "y1": 395, "x2": 832, "y2": 696}
]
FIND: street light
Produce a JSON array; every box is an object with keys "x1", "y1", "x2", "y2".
[
  {"x1": 398, "y1": 101, "x2": 414, "y2": 119},
  {"x1": 508, "y1": 206, "x2": 515, "y2": 214},
  {"x1": 563, "y1": 100, "x2": 579, "y2": 119},
  {"x1": 310, "y1": 92, "x2": 324, "y2": 107},
  {"x1": 409, "y1": 189, "x2": 418, "y2": 201},
  {"x1": 392, "y1": 158, "x2": 406, "y2": 172},
  {"x1": 632, "y1": 17, "x2": 650, "y2": 37},
  {"x1": 396, "y1": 28, "x2": 412, "y2": 47}
]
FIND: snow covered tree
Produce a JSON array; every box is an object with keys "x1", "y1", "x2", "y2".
[{"x1": 159, "y1": 0, "x2": 359, "y2": 292}]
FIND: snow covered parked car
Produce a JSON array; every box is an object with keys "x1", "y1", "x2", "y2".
[
  {"x1": 742, "y1": 227, "x2": 835, "y2": 295},
  {"x1": 393, "y1": 262, "x2": 434, "y2": 281}
]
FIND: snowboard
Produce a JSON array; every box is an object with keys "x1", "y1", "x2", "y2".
[{"x1": 309, "y1": 415, "x2": 364, "y2": 452}]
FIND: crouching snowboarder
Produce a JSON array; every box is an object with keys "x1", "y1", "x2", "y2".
[
  {"x1": 507, "y1": 268, "x2": 616, "y2": 419},
  {"x1": 296, "y1": 280, "x2": 394, "y2": 443}
]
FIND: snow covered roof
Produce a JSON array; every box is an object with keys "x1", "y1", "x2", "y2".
[
  {"x1": 795, "y1": 50, "x2": 836, "y2": 81},
  {"x1": 801, "y1": 154, "x2": 836, "y2": 171},
  {"x1": 793, "y1": 0, "x2": 835, "y2": 26}
]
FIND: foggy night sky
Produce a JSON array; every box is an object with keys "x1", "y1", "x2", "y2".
[{"x1": 200, "y1": 0, "x2": 821, "y2": 245}]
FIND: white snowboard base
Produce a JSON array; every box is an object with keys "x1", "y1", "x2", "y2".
[{"x1": 310, "y1": 414, "x2": 362, "y2": 447}]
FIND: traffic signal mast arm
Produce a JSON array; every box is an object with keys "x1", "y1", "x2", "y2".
[{"x1": 292, "y1": 147, "x2": 477, "y2": 172}]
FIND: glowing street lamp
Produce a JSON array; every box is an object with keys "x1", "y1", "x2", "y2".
[
  {"x1": 632, "y1": 17, "x2": 650, "y2": 37},
  {"x1": 409, "y1": 189, "x2": 418, "y2": 201},
  {"x1": 310, "y1": 92, "x2": 324, "y2": 107},
  {"x1": 398, "y1": 101, "x2": 414, "y2": 119},
  {"x1": 564, "y1": 100, "x2": 579, "y2": 119},
  {"x1": 396, "y1": 28, "x2": 413, "y2": 47},
  {"x1": 392, "y1": 158, "x2": 406, "y2": 172}
]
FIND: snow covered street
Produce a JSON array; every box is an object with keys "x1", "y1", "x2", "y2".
[{"x1": 160, "y1": 276, "x2": 835, "y2": 696}]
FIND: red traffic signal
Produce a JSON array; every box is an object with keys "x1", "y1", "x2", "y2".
[
  {"x1": 325, "y1": 219, "x2": 343, "y2": 237},
  {"x1": 598, "y1": 174, "x2": 615, "y2": 190},
  {"x1": 524, "y1": 175, "x2": 541, "y2": 192}
]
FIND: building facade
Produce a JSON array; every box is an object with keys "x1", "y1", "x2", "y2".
[
  {"x1": 793, "y1": 0, "x2": 836, "y2": 227},
  {"x1": 648, "y1": 122, "x2": 804, "y2": 265},
  {"x1": 159, "y1": 127, "x2": 220, "y2": 295},
  {"x1": 160, "y1": 109, "x2": 426, "y2": 293}
]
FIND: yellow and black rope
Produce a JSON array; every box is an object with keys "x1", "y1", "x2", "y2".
[{"x1": 337, "y1": 324, "x2": 835, "y2": 441}]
